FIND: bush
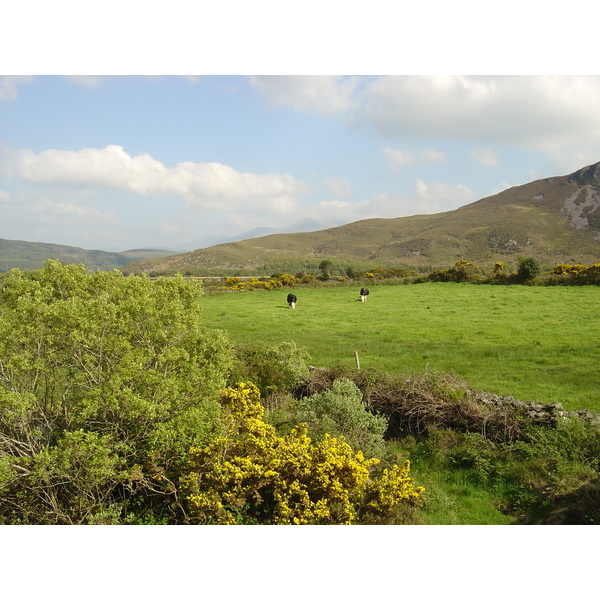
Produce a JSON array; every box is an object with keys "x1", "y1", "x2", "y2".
[
  {"x1": 549, "y1": 263, "x2": 600, "y2": 285},
  {"x1": 178, "y1": 382, "x2": 424, "y2": 524},
  {"x1": 0, "y1": 261, "x2": 232, "y2": 523},
  {"x1": 428, "y1": 260, "x2": 480, "y2": 283},
  {"x1": 295, "y1": 378, "x2": 388, "y2": 458},
  {"x1": 517, "y1": 256, "x2": 540, "y2": 283},
  {"x1": 230, "y1": 341, "x2": 310, "y2": 397}
]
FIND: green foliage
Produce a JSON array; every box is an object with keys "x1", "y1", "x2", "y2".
[
  {"x1": 428, "y1": 260, "x2": 480, "y2": 283},
  {"x1": 517, "y1": 256, "x2": 541, "y2": 283},
  {"x1": 318, "y1": 260, "x2": 332, "y2": 280},
  {"x1": 295, "y1": 378, "x2": 388, "y2": 457},
  {"x1": 411, "y1": 415, "x2": 600, "y2": 524},
  {"x1": 0, "y1": 261, "x2": 232, "y2": 523},
  {"x1": 229, "y1": 341, "x2": 310, "y2": 397}
]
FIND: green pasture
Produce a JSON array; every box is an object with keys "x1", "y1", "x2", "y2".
[{"x1": 200, "y1": 282, "x2": 600, "y2": 412}]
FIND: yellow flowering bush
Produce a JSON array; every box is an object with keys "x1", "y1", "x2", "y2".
[
  {"x1": 229, "y1": 278, "x2": 281, "y2": 291},
  {"x1": 179, "y1": 382, "x2": 424, "y2": 524},
  {"x1": 278, "y1": 273, "x2": 299, "y2": 286},
  {"x1": 552, "y1": 263, "x2": 600, "y2": 284}
]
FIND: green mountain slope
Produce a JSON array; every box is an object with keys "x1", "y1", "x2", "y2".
[
  {"x1": 0, "y1": 239, "x2": 178, "y2": 272},
  {"x1": 0, "y1": 239, "x2": 131, "y2": 272},
  {"x1": 122, "y1": 161, "x2": 600, "y2": 274}
]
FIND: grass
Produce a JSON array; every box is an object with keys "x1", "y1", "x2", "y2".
[
  {"x1": 412, "y1": 469, "x2": 516, "y2": 525},
  {"x1": 200, "y1": 282, "x2": 600, "y2": 412},
  {"x1": 383, "y1": 439, "x2": 516, "y2": 524}
]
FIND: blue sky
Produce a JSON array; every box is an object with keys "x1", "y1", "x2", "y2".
[{"x1": 2, "y1": 5, "x2": 600, "y2": 252}]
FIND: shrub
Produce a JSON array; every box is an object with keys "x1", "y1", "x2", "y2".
[
  {"x1": 178, "y1": 382, "x2": 424, "y2": 524},
  {"x1": 230, "y1": 341, "x2": 310, "y2": 397},
  {"x1": 517, "y1": 256, "x2": 540, "y2": 283},
  {"x1": 295, "y1": 378, "x2": 388, "y2": 458},
  {"x1": 550, "y1": 263, "x2": 600, "y2": 285},
  {"x1": 428, "y1": 260, "x2": 480, "y2": 283},
  {"x1": 0, "y1": 261, "x2": 232, "y2": 523}
]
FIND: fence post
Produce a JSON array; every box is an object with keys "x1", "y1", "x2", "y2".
[{"x1": 354, "y1": 351, "x2": 360, "y2": 370}]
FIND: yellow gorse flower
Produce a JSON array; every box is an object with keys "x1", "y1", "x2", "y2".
[{"x1": 178, "y1": 382, "x2": 424, "y2": 524}]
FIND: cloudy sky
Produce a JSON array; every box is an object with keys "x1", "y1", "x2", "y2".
[{"x1": 2, "y1": 5, "x2": 600, "y2": 252}]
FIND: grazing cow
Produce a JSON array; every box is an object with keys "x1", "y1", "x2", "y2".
[
  {"x1": 360, "y1": 287, "x2": 369, "y2": 302},
  {"x1": 287, "y1": 293, "x2": 297, "y2": 309}
]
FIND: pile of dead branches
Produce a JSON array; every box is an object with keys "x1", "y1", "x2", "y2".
[{"x1": 298, "y1": 367, "x2": 524, "y2": 443}]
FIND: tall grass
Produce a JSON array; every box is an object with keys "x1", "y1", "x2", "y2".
[{"x1": 200, "y1": 282, "x2": 600, "y2": 412}]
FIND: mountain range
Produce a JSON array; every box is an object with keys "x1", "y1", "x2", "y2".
[
  {"x1": 3, "y1": 161, "x2": 600, "y2": 274},
  {"x1": 173, "y1": 217, "x2": 338, "y2": 251},
  {"x1": 0, "y1": 218, "x2": 333, "y2": 273},
  {"x1": 122, "y1": 161, "x2": 600, "y2": 274}
]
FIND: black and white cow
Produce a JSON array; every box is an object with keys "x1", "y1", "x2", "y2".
[
  {"x1": 287, "y1": 293, "x2": 297, "y2": 309},
  {"x1": 360, "y1": 287, "x2": 369, "y2": 302}
]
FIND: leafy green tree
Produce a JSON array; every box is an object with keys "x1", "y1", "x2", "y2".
[
  {"x1": 0, "y1": 261, "x2": 232, "y2": 523},
  {"x1": 230, "y1": 341, "x2": 310, "y2": 397},
  {"x1": 517, "y1": 256, "x2": 540, "y2": 283},
  {"x1": 318, "y1": 260, "x2": 332, "y2": 280}
]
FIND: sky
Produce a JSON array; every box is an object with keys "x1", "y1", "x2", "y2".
[{"x1": 2, "y1": 4, "x2": 600, "y2": 253}]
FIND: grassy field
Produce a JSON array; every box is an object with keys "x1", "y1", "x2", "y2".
[{"x1": 200, "y1": 282, "x2": 600, "y2": 413}]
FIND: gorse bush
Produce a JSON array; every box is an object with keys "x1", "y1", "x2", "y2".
[
  {"x1": 428, "y1": 260, "x2": 480, "y2": 283},
  {"x1": 179, "y1": 382, "x2": 424, "y2": 524},
  {"x1": 549, "y1": 263, "x2": 600, "y2": 285}
]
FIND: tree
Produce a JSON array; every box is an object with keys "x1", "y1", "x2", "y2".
[
  {"x1": 230, "y1": 341, "x2": 310, "y2": 397},
  {"x1": 0, "y1": 261, "x2": 233, "y2": 523},
  {"x1": 517, "y1": 256, "x2": 540, "y2": 283},
  {"x1": 318, "y1": 260, "x2": 332, "y2": 280}
]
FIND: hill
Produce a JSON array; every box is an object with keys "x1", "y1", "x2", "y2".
[
  {"x1": 0, "y1": 239, "x2": 178, "y2": 272},
  {"x1": 122, "y1": 161, "x2": 600, "y2": 275}
]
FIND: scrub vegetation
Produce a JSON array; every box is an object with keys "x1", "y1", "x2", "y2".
[{"x1": 1, "y1": 260, "x2": 598, "y2": 525}]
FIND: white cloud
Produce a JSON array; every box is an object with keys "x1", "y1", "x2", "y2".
[
  {"x1": 248, "y1": 75, "x2": 600, "y2": 167},
  {"x1": 249, "y1": 75, "x2": 362, "y2": 115},
  {"x1": 257, "y1": 75, "x2": 600, "y2": 171},
  {"x1": 0, "y1": 76, "x2": 34, "y2": 101},
  {"x1": 35, "y1": 199, "x2": 111, "y2": 221},
  {"x1": 312, "y1": 178, "x2": 476, "y2": 224},
  {"x1": 414, "y1": 179, "x2": 476, "y2": 211},
  {"x1": 323, "y1": 177, "x2": 353, "y2": 197},
  {"x1": 471, "y1": 147, "x2": 499, "y2": 167},
  {"x1": 0, "y1": 190, "x2": 11, "y2": 203},
  {"x1": 361, "y1": 76, "x2": 600, "y2": 169},
  {"x1": 383, "y1": 147, "x2": 446, "y2": 171},
  {"x1": 6, "y1": 145, "x2": 310, "y2": 216}
]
